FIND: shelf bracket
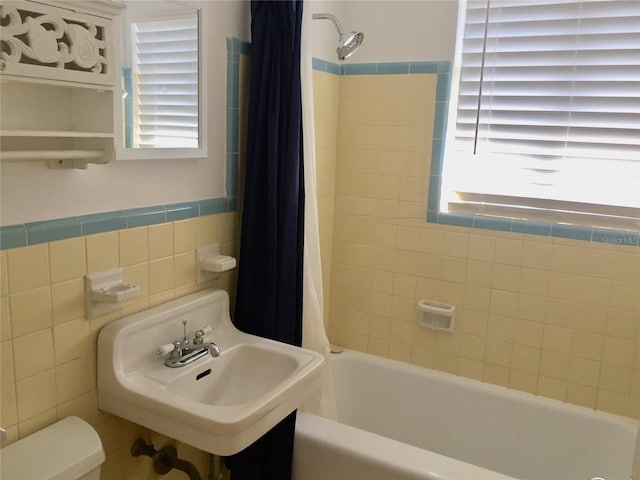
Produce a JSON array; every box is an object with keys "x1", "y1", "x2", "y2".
[{"x1": 47, "y1": 158, "x2": 90, "y2": 169}]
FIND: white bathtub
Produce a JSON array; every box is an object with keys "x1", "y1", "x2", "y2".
[{"x1": 293, "y1": 349, "x2": 637, "y2": 480}]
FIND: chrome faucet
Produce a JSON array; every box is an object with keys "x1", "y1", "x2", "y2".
[
  {"x1": 156, "y1": 321, "x2": 220, "y2": 368},
  {"x1": 192, "y1": 328, "x2": 221, "y2": 357}
]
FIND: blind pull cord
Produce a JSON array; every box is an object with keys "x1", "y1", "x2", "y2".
[{"x1": 473, "y1": 0, "x2": 491, "y2": 155}]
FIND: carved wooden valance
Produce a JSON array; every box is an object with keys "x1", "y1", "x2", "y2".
[{"x1": 0, "y1": 1, "x2": 115, "y2": 85}]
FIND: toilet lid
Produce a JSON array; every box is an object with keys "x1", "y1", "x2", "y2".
[{"x1": 0, "y1": 417, "x2": 105, "y2": 480}]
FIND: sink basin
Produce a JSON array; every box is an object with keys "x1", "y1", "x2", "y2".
[{"x1": 97, "y1": 289, "x2": 325, "y2": 456}]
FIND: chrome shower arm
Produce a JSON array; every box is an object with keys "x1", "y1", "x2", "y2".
[
  {"x1": 312, "y1": 13, "x2": 345, "y2": 36},
  {"x1": 312, "y1": 12, "x2": 364, "y2": 61}
]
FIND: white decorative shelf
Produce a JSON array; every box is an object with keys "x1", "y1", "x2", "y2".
[
  {"x1": 1, "y1": 129, "x2": 113, "y2": 138},
  {"x1": 0, "y1": 74, "x2": 114, "y2": 91},
  {"x1": 1, "y1": 149, "x2": 110, "y2": 169},
  {"x1": 0, "y1": 0, "x2": 124, "y2": 170},
  {"x1": 2, "y1": 150, "x2": 103, "y2": 160}
]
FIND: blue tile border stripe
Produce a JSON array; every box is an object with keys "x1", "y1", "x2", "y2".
[
  {"x1": 0, "y1": 226, "x2": 28, "y2": 250},
  {"x1": 78, "y1": 211, "x2": 127, "y2": 235},
  {"x1": 312, "y1": 60, "x2": 448, "y2": 77},
  {"x1": 166, "y1": 202, "x2": 199, "y2": 222},
  {"x1": 26, "y1": 218, "x2": 82, "y2": 244},
  {"x1": 431, "y1": 212, "x2": 639, "y2": 248},
  {"x1": 0, "y1": 199, "x2": 236, "y2": 250}
]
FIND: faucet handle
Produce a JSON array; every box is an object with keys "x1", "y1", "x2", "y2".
[
  {"x1": 193, "y1": 325, "x2": 213, "y2": 345},
  {"x1": 156, "y1": 343, "x2": 176, "y2": 356},
  {"x1": 198, "y1": 325, "x2": 213, "y2": 335}
]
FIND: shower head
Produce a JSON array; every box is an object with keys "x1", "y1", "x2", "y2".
[
  {"x1": 312, "y1": 13, "x2": 364, "y2": 60},
  {"x1": 337, "y1": 31, "x2": 364, "y2": 61}
]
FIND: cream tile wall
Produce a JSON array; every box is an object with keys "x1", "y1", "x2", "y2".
[
  {"x1": 0, "y1": 213, "x2": 239, "y2": 479},
  {"x1": 322, "y1": 72, "x2": 640, "y2": 419}
]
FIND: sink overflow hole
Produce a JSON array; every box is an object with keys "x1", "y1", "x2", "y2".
[{"x1": 196, "y1": 368, "x2": 212, "y2": 381}]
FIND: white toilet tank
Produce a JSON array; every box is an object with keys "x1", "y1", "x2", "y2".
[{"x1": 0, "y1": 416, "x2": 105, "y2": 480}]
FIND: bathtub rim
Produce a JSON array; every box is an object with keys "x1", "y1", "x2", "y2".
[{"x1": 294, "y1": 411, "x2": 517, "y2": 480}]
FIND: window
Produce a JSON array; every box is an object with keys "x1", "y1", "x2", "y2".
[
  {"x1": 442, "y1": 0, "x2": 640, "y2": 232},
  {"x1": 130, "y1": 16, "x2": 199, "y2": 148}
]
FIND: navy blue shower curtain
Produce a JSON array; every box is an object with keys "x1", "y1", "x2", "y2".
[{"x1": 227, "y1": 1, "x2": 304, "y2": 479}]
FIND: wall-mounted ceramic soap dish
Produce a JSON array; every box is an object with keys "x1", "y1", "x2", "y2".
[
  {"x1": 85, "y1": 268, "x2": 140, "y2": 319},
  {"x1": 196, "y1": 244, "x2": 236, "y2": 284},
  {"x1": 417, "y1": 299, "x2": 455, "y2": 333}
]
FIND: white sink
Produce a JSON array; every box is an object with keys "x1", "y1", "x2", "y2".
[{"x1": 97, "y1": 289, "x2": 325, "y2": 456}]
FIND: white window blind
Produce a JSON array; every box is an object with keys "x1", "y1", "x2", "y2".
[
  {"x1": 131, "y1": 17, "x2": 198, "y2": 148},
  {"x1": 443, "y1": 0, "x2": 640, "y2": 230}
]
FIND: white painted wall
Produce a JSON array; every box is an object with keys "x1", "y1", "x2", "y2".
[
  {"x1": 310, "y1": 0, "x2": 458, "y2": 63},
  {"x1": 0, "y1": 1, "x2": 250, "y2": 226}
]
